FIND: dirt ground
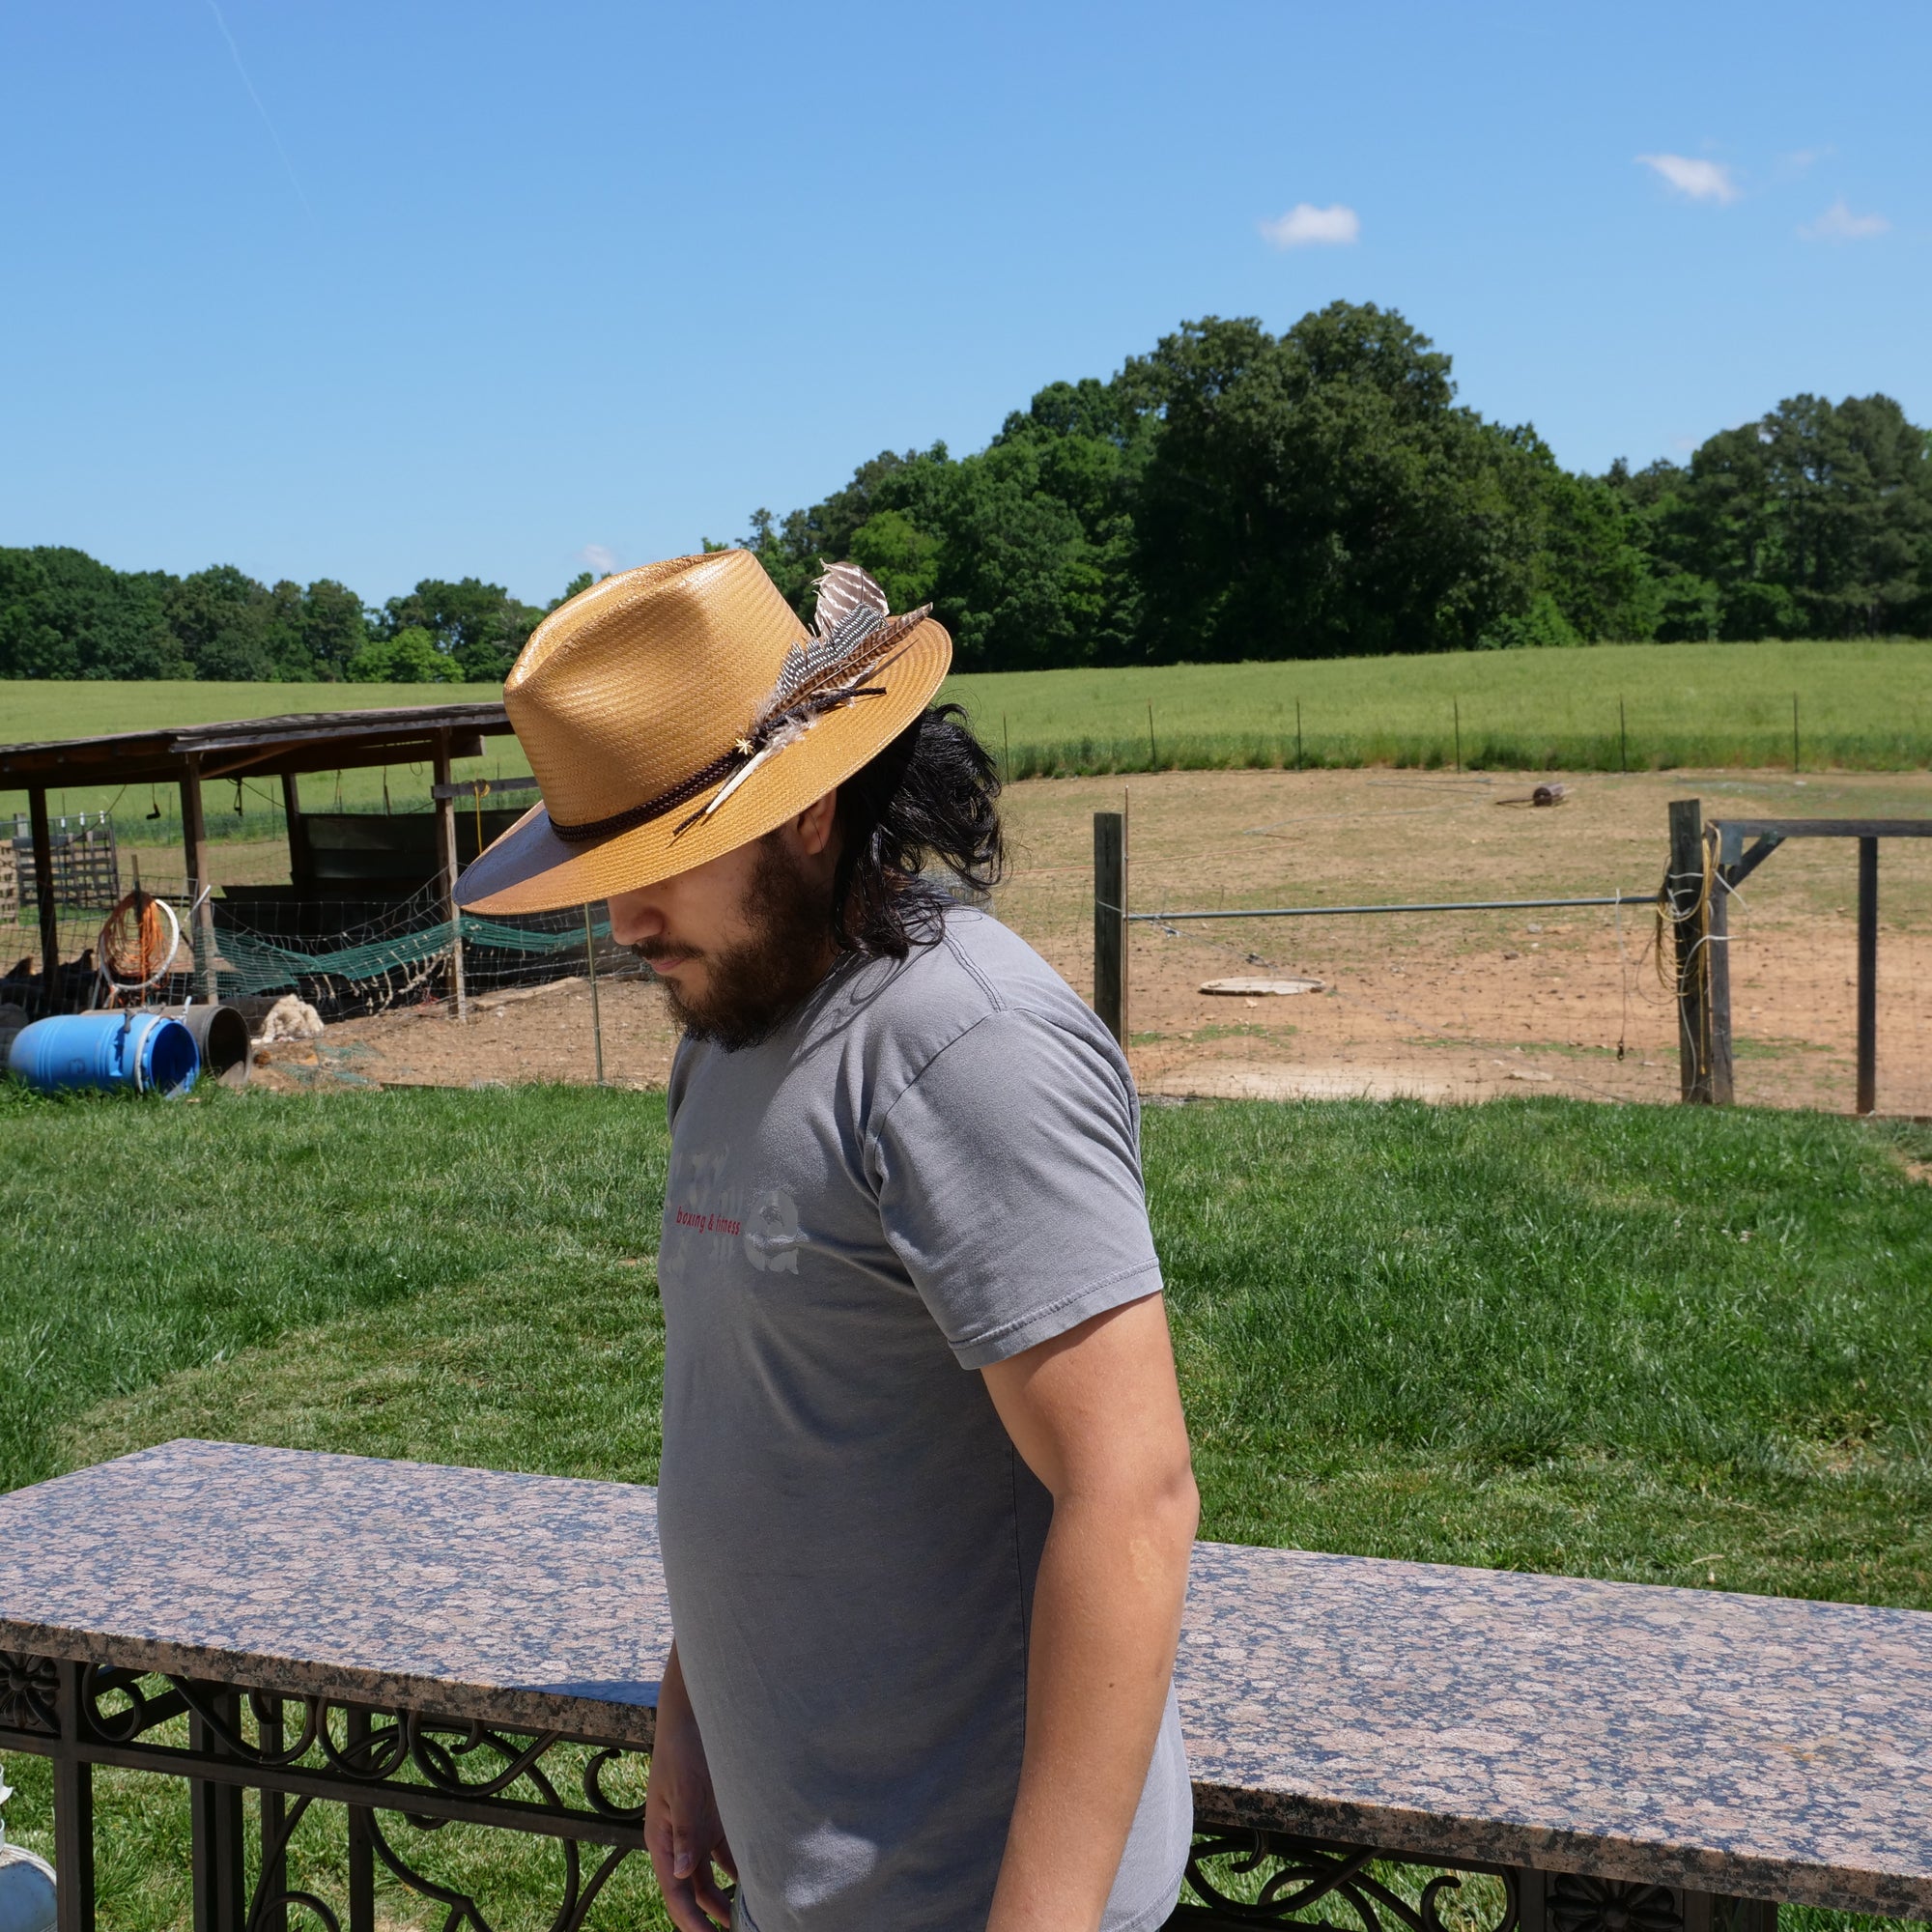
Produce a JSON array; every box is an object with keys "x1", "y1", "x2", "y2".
[{"x1": 224, "y1": 765, "x2": 1932, "y2": 1114}]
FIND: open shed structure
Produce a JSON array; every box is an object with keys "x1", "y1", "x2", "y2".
[{"x1": 0, "y1": 702, "x2": 521, "y2": 1014}]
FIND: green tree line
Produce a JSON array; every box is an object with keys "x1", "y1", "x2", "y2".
[
  {"x1": 729, "y1": 303, "x2": 1932, "y2": 668},
  {"x1": 0, "y1": 556, "x2": 597, "y2": 685},
  {"x1": 4, "y1": 301, "x2": 1928, "y2": 683}
]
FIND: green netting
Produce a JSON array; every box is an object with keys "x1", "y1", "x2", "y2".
[{"x1": 214, "y1": 915, "x2": 611, "y2": 997}]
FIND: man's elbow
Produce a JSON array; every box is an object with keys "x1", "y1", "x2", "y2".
[
  {"x1": 1155, "y1": 1459, "x2": 1201, "y2": 1554},
  {"x1": 1082, "y1": 1448, "x2": 1199, "y2": 1561}
]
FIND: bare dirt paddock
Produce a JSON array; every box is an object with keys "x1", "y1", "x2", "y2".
[{"x1": 252, "y1": 766, "x2": 1932, "y2": 1116}]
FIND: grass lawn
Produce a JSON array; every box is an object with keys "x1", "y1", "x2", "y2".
[
  {"x1": 0, "y1": 1083, "x2": 1929, "y2": 1929},
  {"x1": 5, "y1": 639, "x2": 1930, "y2": 842}
]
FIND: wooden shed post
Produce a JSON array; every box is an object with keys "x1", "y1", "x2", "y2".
[
  {"x1": 1093, "y1": 810, "x2": 1126, "y2": 1048},
  {"x1": 279, "y1": 771, "x2": 306, "y2": 895},
  {"x1": 26, "y1": 786, "x2": 60, "y2": 1013},
  {"x1": 178, "y1": 755, "x2": 216, "y2": 1000},
  {"x1": 433, "y1": 730, "x2": 467, "y2": 1020}
]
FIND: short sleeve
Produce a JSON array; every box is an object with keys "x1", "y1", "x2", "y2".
[{"x1": 869, "y1": 1009, "x2": 1164, "y2": 1369}]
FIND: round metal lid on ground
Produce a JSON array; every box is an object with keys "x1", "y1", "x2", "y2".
[{"x1": 1199, "y1": 977, "x2": 1325, "y2": 996}]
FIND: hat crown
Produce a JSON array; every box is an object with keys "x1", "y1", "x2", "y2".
[{"x1": 505, "y1": 551, "x2": 806, "y2": 828}]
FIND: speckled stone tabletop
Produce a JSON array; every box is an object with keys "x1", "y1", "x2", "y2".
[
  {"x1": 1179, "y1": 1539, "x2": 1932, "y2": 1917},
  {"x1": 0, "y1": 1439, "x2": 671, "y2": 1747},
  {"x1": 5, "y1": 1442, "x2": 1932, "y2": 1917}
]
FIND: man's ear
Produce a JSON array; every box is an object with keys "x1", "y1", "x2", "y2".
[{"x1": 793, "y1": 788, "x2": 839, "y2": 857}]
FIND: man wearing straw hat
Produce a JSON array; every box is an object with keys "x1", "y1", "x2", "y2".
[{"x1": 457, "y1": 551, "x2": 1196, "y2": 1932}]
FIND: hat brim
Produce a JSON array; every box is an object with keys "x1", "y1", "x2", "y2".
[{"x1": 455, "y1": 615, "x2": 952, "y2": 914}]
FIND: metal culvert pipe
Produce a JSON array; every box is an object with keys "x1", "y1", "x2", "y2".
[{"x1": 165, "y1": 1003, "x2": 252, "y2": 1088}]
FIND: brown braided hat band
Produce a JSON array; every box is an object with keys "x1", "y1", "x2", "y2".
[{"x1": 454, "y1": 552, "x2": 952, "y2": 916}]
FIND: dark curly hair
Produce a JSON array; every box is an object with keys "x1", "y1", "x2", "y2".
[{"x1": 830, "y1": 704, "x2": 1005, "y2": 958}]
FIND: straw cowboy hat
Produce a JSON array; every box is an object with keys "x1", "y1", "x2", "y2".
[{"x1": 455, "y1": 550, "x2": 951, "y2": 914}]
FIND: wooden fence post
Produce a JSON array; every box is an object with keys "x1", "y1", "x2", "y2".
[
  {"x1": 1857, "y1": 837, "x2": 1878, "y2": 1115},
  {"x1": 1668, "y1": 798, "x2": 1731, "y2": 1104},
  {"x1": 1093, "y1": 810, "x2": 1126, "y2": 1049}
]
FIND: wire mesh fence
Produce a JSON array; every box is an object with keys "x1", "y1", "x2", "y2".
[
  {"x1": 1063, "y1": 771, "x2": 1932, "y2": 1118},
  {"x1": 1720, "y1": 835, "x2": 1932, "y2": 1118},
  {"x1": 1119, "y1": 897, "x2": 1683, "y2": 1107},
  {"x1": 1, "y1": 876, "x2": 615, "y2": 1024}
]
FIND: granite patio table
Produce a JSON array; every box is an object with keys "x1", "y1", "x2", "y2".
[{"x1": 5, "y1": 1441, "x2": 1932, "y2": 1932}]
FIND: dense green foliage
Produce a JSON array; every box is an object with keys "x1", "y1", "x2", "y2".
[
  {"x1": 1612, "y1": 393, "x2": 1932, "y2": 641},
  {"x1": 5, "y1": 305, "x2": 1930, "y2": 684},
  {"x1": 736, "y1": 304, "x2": 1932, "y2": 668},
  {"x1": 0, "y1": 552, "x2": 579, "y2": 686},
  {"x1": 2, "y1": 1084, "x2": 1928, "y2": 1930}
]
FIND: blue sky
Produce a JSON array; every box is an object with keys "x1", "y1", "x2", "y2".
[{"x1": 1, "y1": 0, "x2": 1925, "y2": 609}]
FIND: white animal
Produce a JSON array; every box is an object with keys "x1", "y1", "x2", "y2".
[{"x1": 257, "y1": 995, "x2": 325, "y2": 1043}]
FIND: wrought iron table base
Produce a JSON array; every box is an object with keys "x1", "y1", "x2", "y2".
[
  {"x1": 5, "y1": 1651, "x2": 1782, "y2": 1932},
  {"x1": 2, "y1": 1656, "x2": 650, "y2": 1932},
  {"x1": 1171, "y1": 1831, "x2": 1777, "y2": 1932}
]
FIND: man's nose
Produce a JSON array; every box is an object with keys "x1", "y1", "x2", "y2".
[{"x1": 606, "y1": 895, "x2": 664, "y2": 946}]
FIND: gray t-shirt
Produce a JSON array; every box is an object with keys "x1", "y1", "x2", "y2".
[{"x1": 657, "y1": 907, "x2": 1192, "y2": 1932}]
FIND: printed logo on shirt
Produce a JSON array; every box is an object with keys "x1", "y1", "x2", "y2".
[
  {"x1": 743, "y1": 1187, "x2": 804, "y2": 1274},
  {"x1": 665, "y1": 1147, "x2": 807, "y2": 1277}
]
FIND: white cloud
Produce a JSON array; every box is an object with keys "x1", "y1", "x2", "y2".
[
  {"x1": 1799, "y1": 197, "x2": 1889, "y2": 242},
  {"x1": 1636, "y1": 154, "x2": 1741, "y2": 205},
  {"x1": 1260, "y1": 203, "x2": 1360, "y2": 248},
  {"x1": 577, "y1": 543, "x2": 619, "y2": 575}
]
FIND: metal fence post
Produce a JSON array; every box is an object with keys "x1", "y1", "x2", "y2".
[
  {"x1": 433, "y1": 731, "x2": 468, "y2": 1021},
  {"x1": 1858, "y1": 837, "x2": 1878, "y2": 1115},
  {"x1": 1094, "y1": 811, "x2": 1126, "y2": 1049},
  {"x1": 1704, "y1": 836, "x2": 1735, "y2": 1106},
  {"x1": 584, "y1": 902, "x2": 606, "y2": 1086}
]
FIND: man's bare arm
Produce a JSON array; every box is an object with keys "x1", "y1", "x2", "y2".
[
  {"x1": 644, "y1": 1639, "x2": 737, "y2": 1932},
  {"x1": 979, "y1": 1293, "x2": 1199, "y2": 1932}
]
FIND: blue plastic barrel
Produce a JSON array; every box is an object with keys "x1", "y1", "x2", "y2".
[{"x1": 7, "y1": 1012, "x2": 200, "y2": 1097}]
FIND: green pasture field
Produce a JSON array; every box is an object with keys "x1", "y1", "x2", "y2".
[
  {"x1": 0, "y1": 1083, "x2": 1928, "y2": 1931},
  {"x1": 3, "y1": 639, "x2": 1928, "y2": 845}
]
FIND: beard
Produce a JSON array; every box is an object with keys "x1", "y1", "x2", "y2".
[{"x1": 647, "y1": 835, "x2": 836, "y2": 1052}]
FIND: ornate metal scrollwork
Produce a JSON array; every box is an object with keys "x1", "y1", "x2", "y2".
[
  {"x1": 55, "y1": 1662, "x2": 651, "y2": 1932},
  {"x1": 361, "y1": 1807, "x2": 636, "y2": 1932},
  {"x1": 1179, "y1": 1831, "x2": 1520, "y2": 1932},
  {"x1": 245, "y1": 1793, "x2": 343, "y2": 1932},
  {"x1": 0, "y1": 1652, "x2": 59, "y2": 1737},
  {"x1": 1548, "y1": 1874, "x2": 1684, "y2": 1932}
]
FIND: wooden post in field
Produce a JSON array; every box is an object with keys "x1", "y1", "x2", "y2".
[
  {"x1": 433, "y1": 730, "x2": 467, "y2": 1020},
  {"x1": 179, "y1": 754, "x2": 217, "y2": 1000},
  {"x1": 1668, "y1": 798, "x2": 1730, "y2": 1104},
  {"x1": 1093, "y1": 810, "x2": 1126, "y2": 1049},
  {"x1": 1857, "y1": 837, "x2": 1878, "y2": 1115}
]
